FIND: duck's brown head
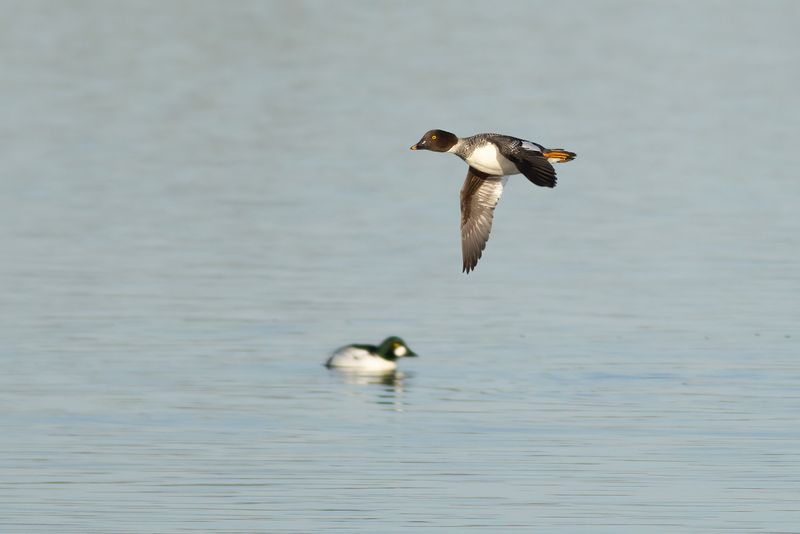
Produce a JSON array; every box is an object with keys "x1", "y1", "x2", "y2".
[{"x1": 410, "y1": 129, "x2": 459, "y2": 152}]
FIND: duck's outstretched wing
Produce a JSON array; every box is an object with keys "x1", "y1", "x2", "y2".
[{"x1": 460, "y1": 167, "x2": 507, "y2": 273}]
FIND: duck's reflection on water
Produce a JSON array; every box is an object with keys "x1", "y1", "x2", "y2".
[
  {"x1": 328, "y1": 368, "x2": 410, "y2": 387},
  {"x1": 327, "y1": 369, "x2": 414, "y2": 410}
]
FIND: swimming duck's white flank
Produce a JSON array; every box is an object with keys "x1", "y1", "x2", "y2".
[
  {"x1": 325, "y1": 336, "x2": 418, "y2": 371},
  {"x1": 411, "y1": 129, "x2": 576, "y2": 273}
]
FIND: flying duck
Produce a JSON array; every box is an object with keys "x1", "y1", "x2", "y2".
[{"x1": 411, "y1": 129, "x2": 575, "y2": 272}]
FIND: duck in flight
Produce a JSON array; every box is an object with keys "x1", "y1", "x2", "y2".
[{"x1": 410, "y1": 129, "x2": 575, "y2": 273}]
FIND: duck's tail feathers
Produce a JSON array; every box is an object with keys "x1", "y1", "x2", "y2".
[{"x1": 542, "y1": 149, "x2": 576, "y2": 164}]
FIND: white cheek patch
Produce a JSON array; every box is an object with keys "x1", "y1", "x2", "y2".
[{"x1": 394, "y1": 345, "x2": 407, "y2": 357}]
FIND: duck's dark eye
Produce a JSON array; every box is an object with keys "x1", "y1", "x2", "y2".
[{"x1": 431, "y1": 134, "x2": 438, "y2": 140}]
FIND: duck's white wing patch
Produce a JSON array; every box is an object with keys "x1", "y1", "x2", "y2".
[{"x1": 520, "y1": 140, "x2": 543, "y2": 153}]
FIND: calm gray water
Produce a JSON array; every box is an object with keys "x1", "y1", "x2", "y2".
[{"x1": 1, "y1": 1, "x2": 799, "y2": 532}]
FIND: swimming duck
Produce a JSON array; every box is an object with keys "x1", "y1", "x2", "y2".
[
  {"x1": 325, "y1": 336, "x2": 418, "y2": 371},
  {"x1": 410, "y1": 129, "x2": 576, "y2": 273}
]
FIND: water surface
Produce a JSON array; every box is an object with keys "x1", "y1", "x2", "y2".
[{"x1": 1, "y1": 1, "x2": 799, "y2": 532}]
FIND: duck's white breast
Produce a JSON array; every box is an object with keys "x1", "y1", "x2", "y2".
[
  {"x1": 326, "y1": 347, "x2": 397, "y2": 371},
  {"x1": 466, "y1": 143, "x2": 518, "y2": 176}
]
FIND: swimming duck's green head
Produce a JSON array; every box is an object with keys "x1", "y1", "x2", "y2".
[{"x1": 377, "y1": 336, "x2": 418, "y2": 360}]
